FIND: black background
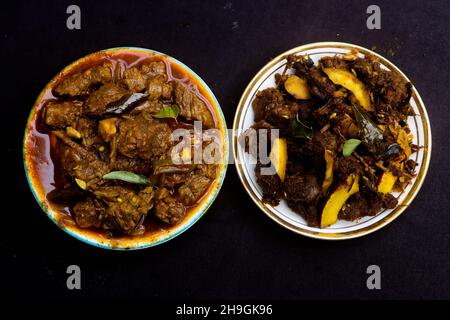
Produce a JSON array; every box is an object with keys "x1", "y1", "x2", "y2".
[{"x1": 2, "y1": 0, "x2": 449, "y2": 301}]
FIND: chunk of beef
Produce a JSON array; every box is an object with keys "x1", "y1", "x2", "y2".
[
  {"x1": 252, "y1": 88, "x2": 284, "y2": 122},
  {"x1": 154, "y1": 188, "x2": 185, "y2": 225},
  {"x1": 381, "y1": 193, "x2": 398, "y2": 209},
  {"x1": 117, "y1": 113, "x2": 173, "y2": 160},
  {"x1": 291, "y1": 55, "x2": 336, "y2": 100},
  {"x1": 255, "y1": 162, "x2": 284, "y2": 206},
  {"x1": 178, "y1": 174, "x2": 212, "y2": 206},
  {"x1": 73, "y1": 198, "x2": 104, "y2": 228},
  {"x1": 73, "y1": 117, "x2": 96, "y2": 138},
  {"x1": 374, "y1": 71, "x2": 410, "y2": 108},
  {"x1": 266, "y1": 102, "x2": 302, "y2": 125},
  {"x1": 123, "y1": 61, "x2": 168, "y2": 92},
  {"x1": 319, "y1": 56, "x2": 349, "y2": 70},
  {"x1": 110, "y1": 155, "x2": 152, "y2": 175},
  {"x1": 335, "y1": 156, "x2": 361, "y2": 179},
  {"x1": 239, "y1": 120, "x2": 274, "y2": 155},
  {"x1": 159, "y1": 172, "x2": 191, "y2": 189},
  {"x1": 84, "y1": 83, "x2": 128, "y2": 115},
  {"x1": 340, "y1": 191, "x2": 382, "y2": 221},
  {"x1": 54, "y1": 62, "x2": 112, "y2": 97},
  {"x1": 297, "y1": 131, "x2": 336, "y2": 168},
  {"x1": 123, "y1": 67, "x2": 147, "y2": 92},
  {"x1": 350, "y1": 57, "x2": 382, "y2": 83},
  {"x1": 43, "y1": 101, "x2": 82, "y2": 128},
  {"x1": 174, "y1": 81, "x2": 214, "y2": 128},
  {"x1": 141, "y1": 61, "x2": 167, "y2": 80},
  {"x1": 130, "y1": 100, "x2": 165, "y2": 115},
  {"x1": 54, "y1": 131, "x2": 109, "y2": 188},
  {"x1": 147, "y1": 75, "x2": 173, "y2": 101},
  {"x1": 196, "y1": 164, "x2": 217, "y2": 179},
  {"x1": 285, "y1": 174, "x2": 320, "y2": 203},
  {"x1": 94, "y1": 186, "x2": 154, "y2": 235},
  {"x1": 351, "y1": 57, "x2": 411, "y2": 109},
  {"x1": 287, "y1": 200, "x2": 320, "y2": 227}
]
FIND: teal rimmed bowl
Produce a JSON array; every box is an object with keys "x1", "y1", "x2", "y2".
[{"x1": 23, "y1": 47, "x2": 228, "y2": 250}]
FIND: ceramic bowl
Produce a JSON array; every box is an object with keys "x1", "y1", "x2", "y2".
[{"x1": 24, "y1": 47, "x2": 228, "y2": 249}]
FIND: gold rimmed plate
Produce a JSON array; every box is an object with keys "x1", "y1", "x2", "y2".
[{"x1": 233, "y1": 42, "x2": 431, "y2": 240}]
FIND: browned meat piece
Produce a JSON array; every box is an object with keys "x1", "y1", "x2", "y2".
[
  {"x1": 141, "y1": 61, "x2": 167, "y2": 80},
  {"x1": 154, "y1": 188, "x2": 185, "y2": 225},
  {"x1": 110, "y1": 155, "x2": 152, "y2": 175},
  {"x1": 382, "y1": 193, "x2": 398, "y2": 209},
  {"x1": 240, "y1": 120, "x2": 274, "y2": 153},
  {"x1": 73, "y1": 198, "x2": 104, "y2": 228},
  {"x1": 123, "y1": 67, "x2": 147, "y2": 92},
  {"x1": 335, "y1": 156, "x2": 361, "y2": 179},
  {"x1": 252, "y1": 88, "x2": 284, "y2": 122},
  {"x1": 54, "y1": 63, "x2": 112, "y2": 97},
  {"x1": 43, "y1": 101, "x2": 82, "y2": 128},
  {"x1": 174, "y1": 81, "x2": 214, "y2": 128},
  {"x1": 73, "y1": 117, "x2": 96, "y2": 137},
  {"x1": 351, "y1": 57, "x2": 411, "y2": 109},
  {"x1": 255, "y1": 162, "x2": 284, "y2": 206},
  {"x1": 319, "y1": 56, "x2": 349, "y2": 70},
  {"x1": 340, "y1": 191, "x2": 382, "y2": 221},
  {"x1": 296, "y1": 100, "x2": 317, "y2": 120},
  {"x1": 54, "y1": 131, "x2": 109, "y2": 188},
  {"x1": 84, "y1": 83, "x2": 128, "y2": 115},
  {"x1": 117, "y1": 113, "x2": 173, "y2": 160},
  {"x1": 296, "y1": 131, "x2": 337, "y2": 167},
  {"x1": 285, "y1": 174, "x2": 320, "y2": 203},
  {"x1": 178, "y1": 174, "x2": 212, "y2": 206},
  {"x1": 266, "y1": 102, "x2": 301, "y2": 125},
  {"x1": 375, "y1": 71, "x2": 410, "y2": 108},
  {"x1": 351, "y1": 57, "x2": 382, "y2": 82},
  {"x1": 159, "y1": 172, "x2": 191, "y2": 189},
  {"x1": 94, "y1": 186, "x2": 154, "y2": 235},
  {"x1": 291, "y1": 55, "x2": 336, "y2": 100},
  {"x1": 287, "y1": 200, "x2": 320, "y2": 227},
  {"x1": 196, "y1": 164, "x2": 217, "y2": 179},
  {"x1": 130, "y1": 100, "x2": 165, "y2": 115},
  {"x1": 123, "y1": 61, "x2": 168, "y2": 92},
  {"x1": 147, "y1": 75, "x2": 173, "y2": 100}
]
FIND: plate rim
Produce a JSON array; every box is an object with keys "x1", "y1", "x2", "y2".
[{"x1": 232, "y1": 41, "x2": 432, "y2": 240}]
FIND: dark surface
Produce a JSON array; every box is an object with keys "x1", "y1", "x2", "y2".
[{"x1": 2, "y1": 0, "x2": 449, "y2": 300}]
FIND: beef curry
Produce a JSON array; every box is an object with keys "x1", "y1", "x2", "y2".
[{"x1": 26, "y1": 51, "x2": 220, "y2": 238}]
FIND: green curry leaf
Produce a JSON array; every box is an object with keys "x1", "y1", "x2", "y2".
[
  {"x1": 291, "y1": 114, "x2": 312, "y2": 140},
  {"x1": 103, "y1": 171, "x2": 152, "y2": 185},
  {"x1": 152, "y1": 104, "x2": 180, "y2": 120},
  {"x1": 343, "y1": 139, "x2": 362, "y2": 157}
]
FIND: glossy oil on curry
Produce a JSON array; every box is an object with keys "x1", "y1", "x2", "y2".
[{"x1": 24, "y1": 48, "x2": 228, "y2": 249}]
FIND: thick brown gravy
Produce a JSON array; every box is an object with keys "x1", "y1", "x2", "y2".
[{"x1": 25, "y1": 49, "x2": 219, "y2": 241}]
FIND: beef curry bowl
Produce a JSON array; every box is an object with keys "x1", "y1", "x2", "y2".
[
  {"x1": 24, "y1": 47, "x2": 228, "y2": 249},
  {"x1": 233, "y1": 42, "x2": 431, "y2": 240}
]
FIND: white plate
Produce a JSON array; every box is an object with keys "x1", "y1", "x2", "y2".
[{"x1": 233, "y1": 42, "x2": 431, "y2": 240}]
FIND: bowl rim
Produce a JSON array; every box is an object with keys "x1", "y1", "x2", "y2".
[
  {"x1": 232, "y1": 41, "x2": 432, "y2": 240},
  {"x1": 23, "y1": 46, "x2": 229, "y2": 250}
]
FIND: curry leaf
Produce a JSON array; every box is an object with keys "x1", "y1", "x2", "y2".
[
  {"x1": 350, "y1": 104, "x2": 383, "y2": 145},
  {"x1": 103, "y1": 171, "x2": 152, "y2": 185},
  {"x1": 152, "y1": 104, "x2": 180, "y2": 120},
  {"x1": 343, "y1": 139, "x2": 362, "y2": 157},
  {"x1": 106, "y1": 93, "x2": 148, "y2": 114},
  {"x1": 291, "y1": 114, "x2": 312, "y2": 140}
]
